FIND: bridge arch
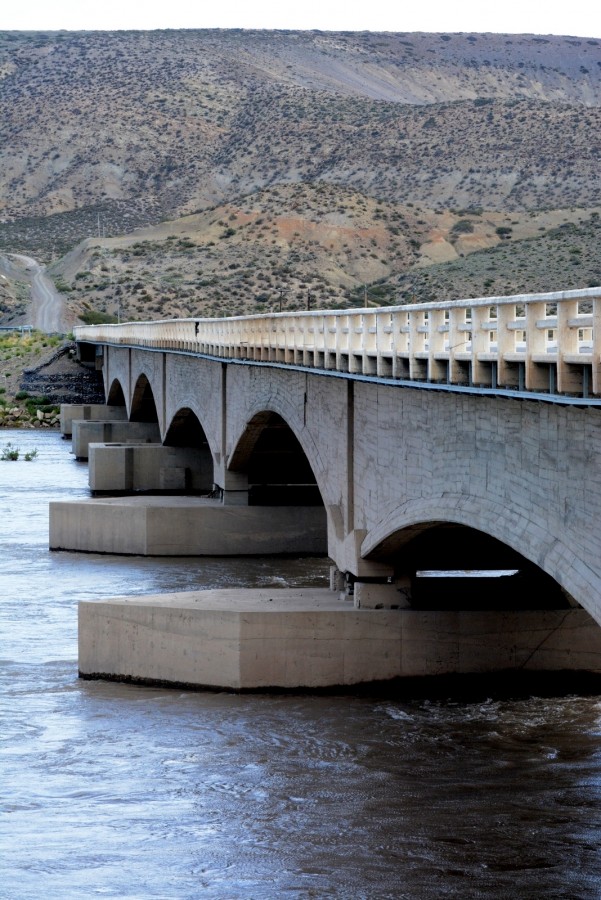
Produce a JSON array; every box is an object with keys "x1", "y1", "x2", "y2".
[
  {"x1": 106, "y1": 377, "x2": 127, "y2": 410},
  {"x1": 228, "y1": 410, "x2": 325, "y2": 507},
  {"x1": 163, "y1": 406, "x2": 215, "y2": 493},
  {"x1": 130, "y1": 373, "x2": 159, "y2": 423},
  {"x1": 361, "y1": 496, "x2": 601, "y2": 622},
  {"x1": 369, "y1": 521, "x2": 570, "y2": 610}
]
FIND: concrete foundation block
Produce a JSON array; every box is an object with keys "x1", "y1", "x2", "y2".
[
  {"x1": 50, "y1": 497, "x2": 327, "y2": 556},
  {"x1": 71, "y1": 420, "x2": 161, "y2": 459},
  {"x1": 88, "y1": 443, "x2": 213, "y2": 493},
  {"x1": 78, "y1": 593, "x2": 601, "y2": 691},
  {"x1": 78, "y1": 589, "x2": 404, "y2": 689},
  {"x1": 60, "y1": 404, "x2": 127, "y2": 436},
  {"x1": 329, "y1": 566, "x2": 345, "y2": 593},
  {"x1": 354, "y1": 581, "x2": 410, "y2": 609}
]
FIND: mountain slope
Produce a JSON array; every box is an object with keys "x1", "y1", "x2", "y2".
[
  {"x1": 0, "y1": 29, "x2": 599, "y2": 323},
  {"x1": 1, "y1": 30, "x2": 600, "y2": 222}
]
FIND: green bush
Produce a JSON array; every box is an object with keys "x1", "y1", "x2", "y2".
[
  {"x1": 78, "y1": 310, "x2": 119, "y2": 325},
  {"x1": 1, "y1": 442, "x2": 20, "y2": 461}
]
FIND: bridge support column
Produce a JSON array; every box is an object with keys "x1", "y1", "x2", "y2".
[{"x1": 219, "y1": 471, "x2": 250, "y2": 506}]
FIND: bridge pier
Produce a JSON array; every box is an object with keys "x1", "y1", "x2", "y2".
[
  {"x1": 71, "y1": 419, "x2": 161, "y2": 460},
  {"x1": 50, "y1": 497, "x2": 327, "y2": 556},
  {"x1": 53, "y1": 398, "x2": 328, "y2": 555},
  {"x1": 78, "y1": 592, "x2": 601, "y2": 690},
  {"x1": 60, "y1": 403, "x2": 127, "y2": 437},
  {"x1": 219, "y1": 470, "x2": 250, "y2": 506},
  {"x1": 88, "y1": 442, "x2": 213, "y2": 493}
]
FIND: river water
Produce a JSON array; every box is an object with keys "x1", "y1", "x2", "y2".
[{"x1": 2, "y1": 429, "x2": 601, "y2": 899}]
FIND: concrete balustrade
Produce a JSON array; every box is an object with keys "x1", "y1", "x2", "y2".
[{"x1": 74, "y1": 287, "x2": 601, "y2": 398}]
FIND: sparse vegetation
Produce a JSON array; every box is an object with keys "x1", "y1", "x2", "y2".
[
  {"x1": 0, "y1": 29, "x2": 599, "y2": 325},
  {"x1": 1, "y1": 442, "x2": 20, "y2": 460},
  {"x1": 1, "y1": 443, "x2": 39, "y2": 460}
]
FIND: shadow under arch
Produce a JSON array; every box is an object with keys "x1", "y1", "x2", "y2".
[
  {"x1": 130, "y1": 374, "x2": 159, "y2": 423},
  {"x1": 229, "y1": 411, "x2": 323, "y2": 507},
  {"x1": 106, "y1": 378, "x2": 126, "y2": 409},
  {"x1": 163, "y1": 407, "x2": 215, "y2": 493},
  {"x1": 367, "y1": 521, "x2": 572, "y2": 611}
]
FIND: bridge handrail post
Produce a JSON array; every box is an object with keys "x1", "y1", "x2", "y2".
[
  {"x1": 348, "y1": 312, "x2": 362, "y2": 374},
  {"x1": 525, "y1": 301, "x2": 548, "y2": 391},
  {"x1": 229, "y1": 318, "x2": 237, "y2": 356},
  {"x1": 557, "y1": 298, "x2": 581, "y2": 394},
  {"x1": 471, "y1": 305, "x2": 492, "y2": 387},
  {"x1": 448, "y1": 306, "x2": 469, "y2": 385},
  {"x1": 362, "y1": 311, "x2": 377, "y2": 375},
  {"x1": 497, "y1": 302, "x2": 518, "y2": 388},
  {"x1": 376, "y1": 310, "x2": 393, "y2": 377},
  {"x1": 336, "y1": 313, "x2": 350, "y2": 372},
  {"x1": 313, "y1": 311, "x2": 325, "y2": 359},
  {"x1": 427, "y1": 308, "x2": 446, "y2": 383},
  {"x1": 408, "y1": 309, "x2": 426, "y2": 380},
  {"x1": 390, "y1": 309, "x2": 409, "y2": 379},
  {"x1": 592, "y1": 294, "x2": 601, "y2": 395}
]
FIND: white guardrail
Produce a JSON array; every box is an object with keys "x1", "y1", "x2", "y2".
[{"x1": 74, "y1": 287, "x2": 601, "y2": 397}]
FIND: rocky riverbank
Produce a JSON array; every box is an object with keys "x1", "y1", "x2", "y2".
[
  {"x1": 0, "y1": 334, "x2": 105, "y2": 427},
  {"x1": 0, "y1": 399, "x2": 60, "y2": 428}
]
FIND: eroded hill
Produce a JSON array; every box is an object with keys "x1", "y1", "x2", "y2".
[{"x1": 0, "y1": 29, "x2": 599, "y2": 321}]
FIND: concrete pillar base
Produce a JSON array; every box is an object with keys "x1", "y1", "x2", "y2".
[
  {"x1": 354, "y1": 581, "x2": 411, "y2": 609},
  {"x1": 50, "y1": 496, "x2": 327, "y2": 556},
  {"x1": 72, "y1": 420, "x2": 161, "y2": 460},
  {"x1": 89, "y1": 442, "x2": 213, "y2": 493},
  {"x1": 60, "y1": 404, "x2": 127, "y2": 436},
  {"x1": 78, "y1": 592, "x2": 601, "y2": 691}
]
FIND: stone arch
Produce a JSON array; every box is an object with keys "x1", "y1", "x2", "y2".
[
  {"x1": 228, "y1": 410, "x2": 324, "y2": 507},
  {"x1": 371, "y1": 521, "x2": 569, "y2": 610},
  {"x1": 106, "y1": 377, "x2": 126, "y2": 409},
  {"x1": 361, "y1": 495, "x2": 601, "y2": 622},
  {"x1": 163, "y1": 407, "x2": 215, "y2": 493},
  {"x1": 130, "y1": 373, "x2": 159, "y2": 423}
]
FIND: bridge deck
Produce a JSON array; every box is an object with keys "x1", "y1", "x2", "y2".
[{"x1": 74, "y1": 286, "x2": 601, "y2": 400}]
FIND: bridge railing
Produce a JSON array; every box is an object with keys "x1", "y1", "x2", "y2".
[{"x1": 74, "y1": 287, "x2": 601, "y2": 397}]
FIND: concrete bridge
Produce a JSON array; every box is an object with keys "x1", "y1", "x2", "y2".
[{"x1": 57, "y1": 287, "x2": 601, "y2": 690}]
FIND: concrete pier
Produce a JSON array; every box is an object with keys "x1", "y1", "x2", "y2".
[
  {"x1": 60, "y1": 403, "x2": 127, "y2": 436},
  {"x1": 78, "y1": 590, "x2": 601, "y2": 690},
  {"x1": 71, "y1": 420, "x2": 161, "y2": 460},
  {"x1": 88, "y1": 442, "x2": 213, "y2": 493},
  {"x1": 50, "y1": 496, "x2": 327, "y2": 556}
]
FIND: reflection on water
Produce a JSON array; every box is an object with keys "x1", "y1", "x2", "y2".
[{"x1": 2, "y1": 429, "x2": 601, "y2": 898}]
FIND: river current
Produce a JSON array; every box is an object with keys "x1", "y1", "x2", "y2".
[{"x1": 2, "y1": 429, "x2": 601, "y2": 899}]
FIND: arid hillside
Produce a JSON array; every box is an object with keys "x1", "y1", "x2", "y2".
[{"x1": 0, "y1": 28, "x2": 599, "y2": 321}]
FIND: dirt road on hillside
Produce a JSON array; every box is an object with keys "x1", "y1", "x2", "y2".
[{"x1": 3, "y1": 255, "x2": 69, "y2": 333}]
